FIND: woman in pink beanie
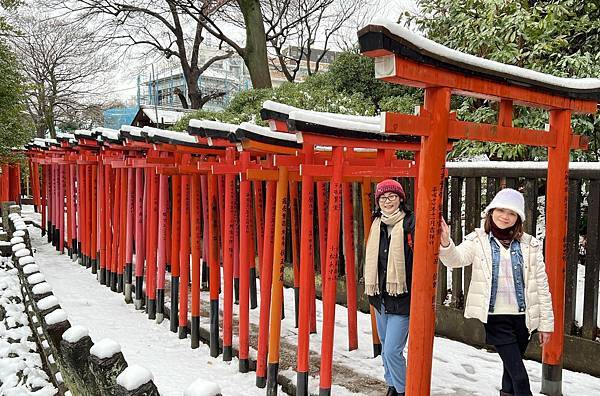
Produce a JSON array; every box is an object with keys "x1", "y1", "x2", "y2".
[
  {"x1": 439, "y1": 188, "x2": 554, "y2": 396},
  {"x1": 364, "y1": 179, "x2": 413, "y2": 396}
]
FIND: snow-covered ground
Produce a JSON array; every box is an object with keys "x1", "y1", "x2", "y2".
[
  {"x1": 0, "y1": 256, "x2": 58, "y2": 395},
  {"x1": 21, "y1": 222, "x2": 600, "y2": 396}
]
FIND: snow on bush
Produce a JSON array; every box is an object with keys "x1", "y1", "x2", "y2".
[
  {"x1": 62, "y1": 325, "x2": 89, "y2": 343},
  {"x1": 90, "y1": 338, "x2": 121, "y2": 359},
  {"x1": 117, "y1": 365, "x2": 154, "y2": 390},
  {"x1": 0, "y1": 257, "x2": 58, "y2": 394},
  {"x1": 184, "y1": 378, "x2": 222, "y2": 396}
]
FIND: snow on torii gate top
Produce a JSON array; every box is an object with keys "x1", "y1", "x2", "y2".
[
  {"x1": 261, "y1": 100, "x2": 421, "y2": 149},
  {"x1": 358, "y1": 19, "x2": 600, "y2": 106}
]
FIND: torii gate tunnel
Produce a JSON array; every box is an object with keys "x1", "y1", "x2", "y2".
[{"x1": 21, "y1": 19, "x2": 600, "y2": 396}]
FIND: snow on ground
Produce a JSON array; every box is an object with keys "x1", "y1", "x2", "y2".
[
  {"x1": 25, "y1": 222, "x2": 600, "y2": 396},
  {"x1": 0, "y1": 256, "x2": 58, "y2": 395},
  {"x1": 28, "y1": 228, "x2": 274, "y2": 396}
]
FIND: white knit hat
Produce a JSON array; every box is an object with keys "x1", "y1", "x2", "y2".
[{"x1": 484, "y1": 188, "x2": 526, "y2": 222}]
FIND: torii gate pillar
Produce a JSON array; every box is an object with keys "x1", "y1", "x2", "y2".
[
  {"x1": 541, "y1": 109, "x2": 572, "y2": 395},
  {"x1": 405, "y1": 86, "x2": 451, "y2": 395}
]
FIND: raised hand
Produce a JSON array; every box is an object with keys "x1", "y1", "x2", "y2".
[{"x1": 440, "y1": 216, "x2": 450, "y2": 247}]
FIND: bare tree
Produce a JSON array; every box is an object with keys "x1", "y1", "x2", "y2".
[
  {"x1": 264, "y1": 0, "x2": 368, "y2": 82},
  {"x1": 211, "y1": 0, "x2": 370, "y2": 83},
  {"x1": 10, "y1": 13, "x2": 115, "y2": 138},
  {"x1": 169, "y1": 0, "x2": 273, "y2": 89},
  {"x1": 51, "y1": 1, "x2": 242, "y2": 108}
]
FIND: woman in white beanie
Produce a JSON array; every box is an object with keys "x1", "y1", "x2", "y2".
[{"x1": 439, "y1": 188, "x2": 554, "y2": 396}]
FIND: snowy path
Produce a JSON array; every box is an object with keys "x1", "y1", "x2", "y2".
[{"x1": 26, "y1": 223, "x2": 600, "y2": 395}]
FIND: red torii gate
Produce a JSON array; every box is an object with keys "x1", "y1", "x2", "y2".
[
  {"x1": 260, "y1": 100, "x2": 422, "y2": 360},
  {"x1": 286, "y1": 107, "x2": 425, "y2": 396},
  {"x1": 358, "y1": 21, "x2": 599, "y2": 395},
  {"x1": 232, "y1": 121, "x2": 303, "y2": 390},
  {"x1": 0, "y1": 161, "x2": 22, "y2": 204}
]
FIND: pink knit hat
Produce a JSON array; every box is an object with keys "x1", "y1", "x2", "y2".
[{"x1": 375, "y1": 179, "x2": 405, "y2": 202}]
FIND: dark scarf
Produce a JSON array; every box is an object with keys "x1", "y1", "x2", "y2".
[{"x1": 490, "y1": 221, "x2": 516, "y2": 248}]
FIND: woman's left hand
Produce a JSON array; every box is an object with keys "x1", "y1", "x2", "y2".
[{"x1": 538, "y1": 331, "x2": 552, "y2": 345}]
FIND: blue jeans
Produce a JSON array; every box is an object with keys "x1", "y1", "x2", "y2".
[{"x1": 375, "y1": 305, "x2": 409, "y2": 392}]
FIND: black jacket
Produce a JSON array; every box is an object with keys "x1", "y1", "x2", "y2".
[{"x1": 368, "y1": 210, "x2": 415, "y2": 315}]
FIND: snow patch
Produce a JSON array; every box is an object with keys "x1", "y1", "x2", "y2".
[
  {"x1": 32, "y1": 282, "x2": 52, "y2": 295},
  {"x1": 23, "y1": 263, "x2": 40, "y2": 275},
  {"x1": 262, "y1": 100, "x2": 380, "y2": 124},
  {"x1": 289, "y1": 110, "x2": 381, "y2": 134},
  {"x1": 142, "y1": 126, "x2": 197, "y2": 144},
  {"x1": 183, "y1": 378, "x2": 222, "y2": 396},
  {"x1": 37, "y1": 295, "x2": 59, "y2": 311},
  {"x1": 189, "y1": 119, "x2": 238, "y2": 133},
  {"x1": 45, "y1": 309, "x2": 67, "y2": 325},
  {"x1": 62, "y1": 325, "x2": 89, "y2": 343},
  {"x1": 27, "y1": 273, "x2": 45, "y2": 285},
  {"x1": 120, "y1": 125, "x2": 143, "y2": 136},
  {"x1": 94, "y1": 127, "x2": 120, "y2": 141},
  {"x1": 90, "y1": 338, "x2": 121, "y2": 359},
  {"x1": 11, "y1": 243, "x2": 27, "y2": 252},
  {"x1": 13, "y1": 230, "x2": 26, "y2": 237},
  {"x1": 117, "y1": 365, "x2": 154, "y2": 390},
  {"x1": 19, "y1": 256, "x2": 35, "y2": 266},
  {"x1": 15, "y1": 248, "x2": 31, "y2": 257},
  {"x1": 238, "y1": 122, "x2": 297, "y2": 142},
  {"x1": 10, "y1": 237, "x2": 24, "y2": 244}
]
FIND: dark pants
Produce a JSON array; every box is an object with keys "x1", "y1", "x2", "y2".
[{"x1": 484, "y1": 315, "x2": 533, "y2": 396}]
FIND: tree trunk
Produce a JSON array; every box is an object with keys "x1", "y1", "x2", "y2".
[
  {"x1": 36, "y1": 125, "x2": 45, "y2": 138},
  {"x1": 188, "y1": 87, "x2": 202, "y2": 109},
  {"x1": 237, "y1": 0, "x2": 272, "y2": 89},
  {"x1": 181, "y1": 65, "x2": 203, "y2": 109}
]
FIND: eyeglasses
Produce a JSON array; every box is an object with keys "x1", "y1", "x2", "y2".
[{"x1": 378, "y1": 194, "x2": 399, "y2": 203}]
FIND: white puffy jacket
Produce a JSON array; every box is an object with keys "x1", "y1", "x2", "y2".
[{"x1": 439, "y1": 228, "x2": 554, "y2": 333}]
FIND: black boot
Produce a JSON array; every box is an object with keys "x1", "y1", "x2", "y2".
[
  {"x1": 500, "y1": 391, "x2": 513, "y2": 396},
  {"x1": 386, "y1": 386, "x2": 398, "y2": 396}
]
